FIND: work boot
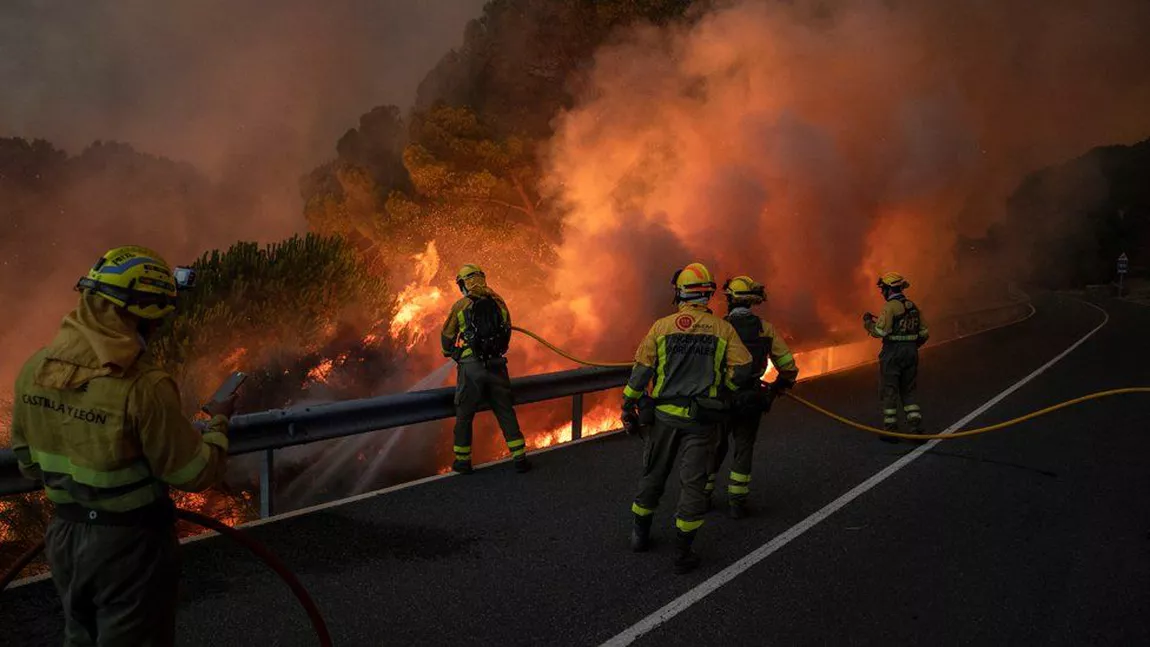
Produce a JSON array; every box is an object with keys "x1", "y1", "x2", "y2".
[
  {"x1": 909, "y1": 417, "x2": 927, "y2": 441},
  {"x1": 452, "y1": 459, "x2": 473, "y2": 475},
  {"x1": 880, "y1": 423, "x2": 901, "y2": 444},
  {"x1": 673, "y1": 529, "x2": 701, "y2": 574},
  {"x1": 630, "y1": 513, "x2": 653, "y2": 552},
  {"x1": 514, "y1": 456, "x2": 532, "y2": 473},
  {"x1": 728, "y1": 499, "x2": 748, "y2": 520}
]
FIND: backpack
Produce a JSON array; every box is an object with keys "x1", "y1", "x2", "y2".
[
  {"x1": 726, "y1": 311, "x2": 769, "y2": 380},
  {"x1": 462, "y1": 295, "x2": 511, "y2": 361}
]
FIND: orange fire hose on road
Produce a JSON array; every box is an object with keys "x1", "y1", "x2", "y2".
[
  {"x1": 511, "y1": 326, "x2": 1150, "y2": 441},
  {"x1": 1, "y1": 508, "x2": 332, "y2": 647}
]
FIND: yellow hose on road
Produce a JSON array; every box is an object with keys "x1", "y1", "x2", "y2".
[{"x1": 511, "y1": 327, "x2": 1150, "y2": 441}]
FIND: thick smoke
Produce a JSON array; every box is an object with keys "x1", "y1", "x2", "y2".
[
  {"x1": 0, "y1": 1, "x2": 484, "y2": 393},
  {"x1": 542, "y1": 0, "x2": 1150, "y2": 355}
]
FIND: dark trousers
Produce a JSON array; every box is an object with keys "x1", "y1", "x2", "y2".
[
  {"x1": 452, "y1": 358, "x2": 526, "y2": 463},
  {"x1": 45, "y1": 517, "x2": 180, "y2": 647},
  {"x1": 879, "y1": 341, "x2": 922, "y2": 429},
  {"x1": 707, "y1": 408, "x2": 763, "y2": 502},
  {"x1": 632, "y1": 418, "x2": 717, "y2": 532}
]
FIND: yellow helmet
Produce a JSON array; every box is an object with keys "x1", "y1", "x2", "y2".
[
  {"x1": 76, "y1": 246, "x2": 179, "y2": 320},
  {"x1": 672, "y1": 262, "x2": 716, "y2": 302},
  {"x1": 456, "y1": 264, "x2": 486, "y2": 293},
  {"x1": 723, "y1": 275, "x2": 766, "y2": 305},
  {"x1": 877, "y1": 272, "x2": 910, "y2": 290}
]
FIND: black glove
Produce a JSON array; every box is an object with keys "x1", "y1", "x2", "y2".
[
  {"x1": 733, "y1": 389, "x2": 760, "y2": 412},
  {"x1": 863, "y1": 312, "x2": 876, "y2": 324},
  {"x1": 621, "y1": 401, "x2": 641, "y2": 436}
]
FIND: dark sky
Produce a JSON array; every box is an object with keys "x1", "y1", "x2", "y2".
[{"x1": 0, "y1": 0, "x2": 486, "y2": 176}]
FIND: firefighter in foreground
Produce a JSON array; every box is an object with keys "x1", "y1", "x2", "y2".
[
  {"x1": 621, "y1": 262, "x2": 754, "y2": 574},
  {"x1": 863, "y1": 272, "x2": 930, "y2": 441},
  {"x1": 441, "y1": 264, "x2": 531, "y2": 474},
  {"x1": 9, "y1": 246, "x2": 235, "y2": 647},
  {"x1": 705, "y1": 276, "x2": 799, "y2": 518}
]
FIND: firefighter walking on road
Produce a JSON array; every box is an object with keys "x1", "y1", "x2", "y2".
[
  {"x1": 864, "y1": 272, "x2": 930, "y2": 441},
  {"x1": 441, "y1": 264, "x2": 531, "y2": 474},
  {"x1": 9, "y1": 246, "x2": 235, "y2": 647},
  {"x1": 705, "y1": 276, "x2": 799, "y2": 518},
  {"x1": 621, "y1": 262, "x2": 754, "y2": 574}
]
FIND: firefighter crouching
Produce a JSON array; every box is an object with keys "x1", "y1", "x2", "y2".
[
  {"x1": 621, "y1": 262, "x2": 754, "y2": 574},
  {"x1": 9, "y1": 246, "x2": 236, "y2": 646},
  {"x1": 863, "y1": 272, "x2": 930, "y2": 442},
  {"x1": 705, "y1": 276, "x2": 799, "y2": 519},
  {"x1": 441, "y1": 264, "x2": 531, "y2": 474}
]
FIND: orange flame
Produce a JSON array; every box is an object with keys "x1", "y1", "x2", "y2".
[
  {"x1": 530, "y1": 406, "x2": 620, "y2": 450},
  {"x1": 390, "y1": 242, "x2": 449, "y2": 350}
]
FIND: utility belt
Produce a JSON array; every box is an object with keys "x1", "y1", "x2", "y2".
[
  {"x1": 55, "y1": 500, "x2": 176, "y2": 527},
  {"x1": 654, "y1": 394, "x2": 730, "y2": 425},
  {"x1": 883, "y1": 334, "x2": 921, "y2": 343}
]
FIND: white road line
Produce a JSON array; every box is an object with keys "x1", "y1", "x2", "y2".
[{"x1": 601, "y1": 299, "x2": 1109, "y2": 647}]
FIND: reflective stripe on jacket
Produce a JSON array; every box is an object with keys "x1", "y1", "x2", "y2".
[
  {"x1": 9, "y1": 294, "x2": 229, "y2": 513},
  {"x1": 623, "y1": 303, "x2": 754, "y2": 419}
]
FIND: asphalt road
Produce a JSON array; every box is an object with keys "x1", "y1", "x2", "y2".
[{"x1": 3, "y1": 293, "x2": 1148, "y2": 646}]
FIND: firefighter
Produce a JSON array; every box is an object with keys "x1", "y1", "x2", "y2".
[
  {"x1": 621, "y1": 262, "x2": 754, "y2": 574},
  {"x1": 9, "y1": 246, "x2": 235, "y2": 647},
  {"x1": 705, "y1": 276, "x2": 799, "y2": 519},
  {"x1": 441, "y1": 264, "x2": 530, "y2": 474},
  {"x1": 863, "y1": 272, "x2": 930, "y2": 442}
]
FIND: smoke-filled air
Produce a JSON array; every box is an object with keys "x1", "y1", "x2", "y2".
[{"x1": 3, "y1": 0, "x2": 1150, "y2": 518}]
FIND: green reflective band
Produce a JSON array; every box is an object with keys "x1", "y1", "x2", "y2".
[
  {"x1": 45, "y1": 486, "x2": 75, "y2": 504},
  {"x1": 202, "y1": 431, "x2": 228, "y2": 451},
  {"x1": 30, "y1": 450, "x2": 151, "y2": 489},
  {"x1": 887, "y1": 335, "x2": 919, "y2": 341},
  {"x1": 656, "y1": 403, "x2": 692, "y2": 418},
  {"x1": 775, "y1": 353, "x2": 795, "y2": 369},
  {"x1": 710, "y1": 337, "x2": 728, "y2": 398},
  {"x1": 904, "y1": 404, "x2": 921, "y2": 412},
  {"x1": 906, "y1": 412, "x2": 923, "y2": 420},
  {"x1": 46, "y1": 482, "x2": 160, "y2": 512},
  {"x1": 453, "y1": 445, "x2": 472, "y2": 453},
  {"x1": 506, "y1": 439, "x2": 526, "y2": 450},
  {"x1": 873, "y1": 326, "x2": 887, "y2": 336},
  {"x1": 728, "y1": 484, "x2": 750, "y2": 495},
  {"x1": 729, "y1": 471, "x2": 751, "y2": 483},
  {"x1": 883, "y1": 409, "x2": 899, "y2": 414},
  {"x1": 632, "y1": 502, "x2": 655, "y2": 517},
  {"x1": 706, "y1": 474, "x2": 717, "y2": 482},
  {"x1": 653, "y1": 337, "x2": 668, "y2": 397},
  {"x1": 511, "y1": 448, "x2": 526, "y2": 458},
  {"x1": 884, "y1": 417, "x2": 898, "y2": 424},
  {"x1": 164, "y1": 444, "x2": 209, "y2": 486},
  {"x1": 676, "y1": 517, "x2": 704, "y2": 532},
  {"x1": 704, "y1": 482, "x2": 715, "y2": 493},
  {"x1": 623, "y1": 385, "x2": 644, "y2": 400}
]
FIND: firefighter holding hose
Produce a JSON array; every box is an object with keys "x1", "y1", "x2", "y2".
[
  {"x1": 441, "y1": 264, "x2": 531, "y2": 474},
  {"x1": 864, "y1": 272, "x2": 930, "y2": 441},
  {"x1": 704, "y1": 275, "x2": 799, "y2": 518},
  {"x1": 8, "y1": 246, "x2": 236, "y2": 646},
  {"x1": 621, "y1": 262, "x2": 754, "y2": 574}
]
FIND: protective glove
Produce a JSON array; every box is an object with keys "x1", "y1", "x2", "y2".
[
  {"x1": 621, "y1": 400, "x2": 641, "y2": 436},
  {"x1": 863, "y1": 312, "x2": 876, "y2": 324}
]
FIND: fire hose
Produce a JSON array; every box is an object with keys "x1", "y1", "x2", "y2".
[
  {"x1": 510, "y1": 326, "x2": 1150, "y2": 440},
  {"x1": 1, "y1": 508, "x2": 332, "y2": 647}
]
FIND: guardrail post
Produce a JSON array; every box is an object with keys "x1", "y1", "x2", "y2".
[
  {"x1": 259, "y1": 449, "x2": 274, "y2": 518},
  {"x1": 571, "y1": 393, "x2": 584, "y2": 440}
]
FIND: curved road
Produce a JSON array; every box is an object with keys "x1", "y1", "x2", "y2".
[{"x1": 3, "y1": 293, "x2": 1148, "y2": 646}]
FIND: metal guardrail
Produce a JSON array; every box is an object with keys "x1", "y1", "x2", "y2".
[
  {"x1": 0, "y1": 366, "x2": 630, "y2": 513},
  {"x1": 0, "y1": 295, "x2": 1033, "y2": 515}
]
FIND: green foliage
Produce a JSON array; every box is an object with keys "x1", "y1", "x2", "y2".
[{"x1": 149, "y1": 234, "x2": 394, "y2": 406}]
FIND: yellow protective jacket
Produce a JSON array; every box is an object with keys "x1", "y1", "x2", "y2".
[
  {"x1": 623, "y1": 303, "x2": 754, "y2": 421},
  {"x1": 9, "y1": 294, "x2": 229, "y2": 513},
  {"x1": 865, "y1": 294, "x2": 930, "y2": 343},
  {"x1": 440, "y1": 285, "x2": 511, "y2": 361}
]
